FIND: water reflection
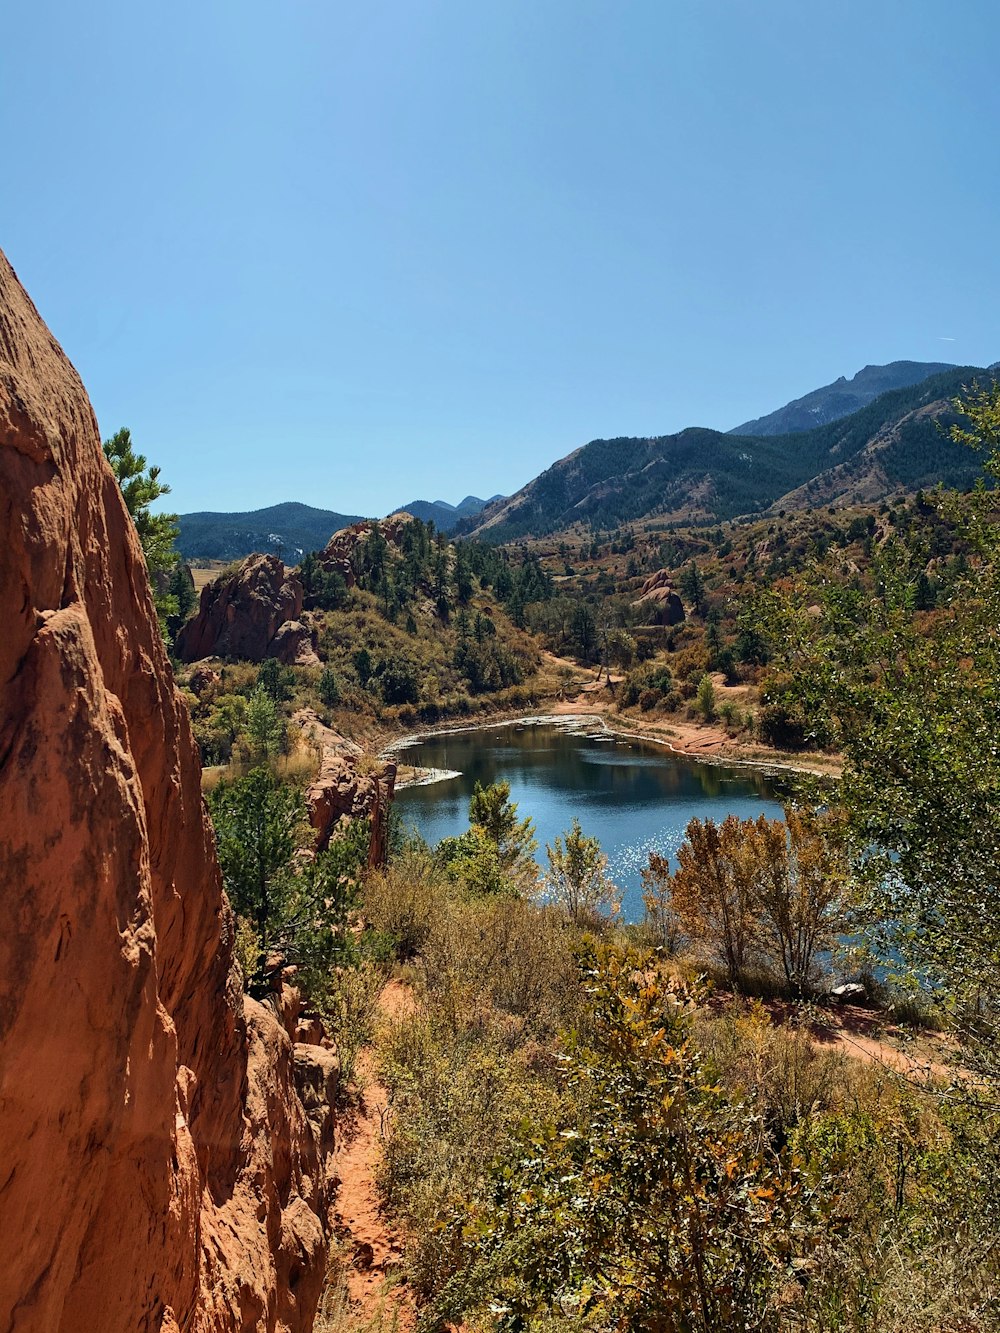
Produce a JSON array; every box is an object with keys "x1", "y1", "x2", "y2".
[{"x1": 394, "y1": 724, "x2": 786, "y2": 922}]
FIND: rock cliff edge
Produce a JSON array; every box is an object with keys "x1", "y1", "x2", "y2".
[{"x1": 0, "y1": 251, "x2": 336, "y2": 1331}]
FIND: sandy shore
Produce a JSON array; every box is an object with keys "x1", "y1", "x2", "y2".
[{"x1": 384, "y1": 705, "x2": 840, "y2": 785}]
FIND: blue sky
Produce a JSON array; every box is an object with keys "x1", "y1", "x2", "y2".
[{"x1": 4, "y1": 0, "x2": 999, "y2": 515}]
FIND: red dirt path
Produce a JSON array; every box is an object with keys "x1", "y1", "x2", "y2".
[{"x1": 330, "y1": 980, "x2": 418, "y2": 1331}]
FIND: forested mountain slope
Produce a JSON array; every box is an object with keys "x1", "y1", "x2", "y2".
[
  {"x1": 178, "y1": 496, "x2": 505, "y2": 559},
  {"x1": 177, "y1": 500, "x2": 364, "y2": 560},
  {"x1": 465, "y1": 366, "x2": 992, "y2": 541}
]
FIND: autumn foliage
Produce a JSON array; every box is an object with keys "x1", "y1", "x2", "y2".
[{"x1": 643, "y1": 810, "x2": 846, "y2": 992}]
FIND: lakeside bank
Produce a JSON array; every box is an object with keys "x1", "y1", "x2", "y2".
[{"x1": 383, "y1": 705, "x2": 840, "y2": 790}]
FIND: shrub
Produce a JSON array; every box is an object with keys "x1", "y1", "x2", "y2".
[
  {"x1": 375, "y1": 655, "x2": 421, "y2": 705},
  {"x1": 430, "y1": 943, "x2": 828, "y2": 1332},
  {"x1": 696, "y1": 672, "x2": 717, "y2": 720},
  {"x1": 319, "y1": 960, "x2": 385, "y2": 1089},
  {"x1": 719, "y1": 699, "x2": 743, "y2": 732},
  {"x1": 363, "y1": 850, "x2": 452, "y2": 958},
  {"x1": 758, "y1": 698, "x2": 810, "y2": 749},
  {"x1": 537, "y1": 818, "x2": 621, "y2": 928},
  {"x1": 419, "y1": 894, "x2": 578, "y2": 1043}
]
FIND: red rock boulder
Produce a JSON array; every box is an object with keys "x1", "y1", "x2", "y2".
[{"x1": 632, "y1": 568, "x2": 686, "y2": 626}]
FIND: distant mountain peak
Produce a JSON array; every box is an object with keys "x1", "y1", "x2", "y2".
[
  {"x1": 731, "y1": 360, "x2": 956, "y2": 437},
  {"x1": 397, "y1": 495, "x2": 502, "y2": 529},
  {"x1": 466, "y1": 364, "x2": 992, "y2": 543}
]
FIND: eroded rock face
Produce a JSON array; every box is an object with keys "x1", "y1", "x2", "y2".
[
  {"x1": 0, "y1": 251, "x2": 334, "y2": 1331},
  {"x1": 176, "y1": 553, "x2": 304, "y2": 663},
  {"x1": 294, "y1": 710, "x2": 396, "y2": 867}
]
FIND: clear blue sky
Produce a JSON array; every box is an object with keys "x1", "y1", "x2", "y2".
[{"x1": 4, "y1": 0, "x2": 999, "y2": 516}]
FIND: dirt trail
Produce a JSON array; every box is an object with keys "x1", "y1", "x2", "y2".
[
  {"x1": 329, "y1": 979, "x2": 418, "y2": 1331},
  {"x1": 809, "y1": 1005, "x2": 958, "y2": 1084},
  {"x1": 752, "y1": 995, "x2": 958, "y2": 1084}
]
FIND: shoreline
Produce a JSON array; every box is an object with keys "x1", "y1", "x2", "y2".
[{"x1": 385, "y1": 707, "x2": 839, "y2": 788}]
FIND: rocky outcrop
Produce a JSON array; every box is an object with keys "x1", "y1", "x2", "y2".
[
  {"x1": 294, "y1": 710, "x2": 396, "y2": 867},
  {"x1": 176, "y1": 553, "x2": 304, "y2": 662},
  {"x1": 270, "y1": 619, "x2": 321, "y2": 668},
  {"x1": 316, "y1": 513, "x2": 416, "y2": 587},
  {"x1": 632, "y1": 569, "x2": 685, "y2": 626},
  {"x1": 0, "y1": 251, "x2": 335, "y2": 1331}
]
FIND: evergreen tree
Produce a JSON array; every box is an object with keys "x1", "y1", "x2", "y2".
[
  {"x1": 679, "y1": 560, "x2": 706, "y2": 616},
  {"x1": 317, "y1": 665, "x2": 341, "y2": 708},
  {"x1": 103, "y1": 426, "x2": 181, "y2": 627},
  {"x1": 570, "y1": 603, "x2": 597, "y2": 660}
]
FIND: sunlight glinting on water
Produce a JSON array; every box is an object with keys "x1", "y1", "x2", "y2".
[{"x1": 395, "y1": 723, "x2": 786, "y2": 921}]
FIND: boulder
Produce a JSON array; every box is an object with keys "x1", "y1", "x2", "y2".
[
  {"x1": 271, "y1": 618, "x2": 321, "y2": 667},
  {"x1": 830, "y1": 982, "x2": 868, "y2": 1005},
  {"x1": 632, "y1": 568, "x2": 685, "y2": 626},
  {"x1": 0, "y1": 249, "x2": 335, "y2": 1332},
  {"x1": 188, "y1": 664, "x2": 221, "y2": 697}
]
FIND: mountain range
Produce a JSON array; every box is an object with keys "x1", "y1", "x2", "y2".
[
  {"x1": 176, "y1": 495, "x2": 496, "y2": 560},
  {"x1": 178, "y1": 361, "x2": 995, "y2": 558},
  {"x1": 396, "y1": 495, "x2": 502, "y2": 527},
  {"x1": 463, "y1": 364, "x2": 993, "y2": 542},
  {"x1": 729, "y1": 360, "x2": 956, "y2": 436}
]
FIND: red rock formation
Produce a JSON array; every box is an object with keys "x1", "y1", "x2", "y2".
[
  {"x1": 632, "y1": 568, "x2": 686, "y2": 626},
  {"x1": 176, "y1": 553, "x2": 304, "y2": 663},
  {"x1": 0, "y1": 251, "x2": 335, "y2": 1331},
  {"x1": 316, "y1": 513, "x2": 416, "y2": 588},
  {"x1": 294, "y1": 710, "x2": 396, "y2": 867}
]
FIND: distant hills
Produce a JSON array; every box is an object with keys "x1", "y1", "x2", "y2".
[
  {"x1": 395, "y1": 495, "x2": 500, "y2": 529},
  {"x1": 176, "y1": 495, "x2": 500, "y2": 560},
  {"x1": 730, "y1": 360, "x2": 956, "y2": 436},
  {"x1": 464, "y1": 364, "x2": 994, "y2": 542},
  {"x1": 176, "y1": 502, "x2": 365, "y2": 561},
  {"x1": 178, "y1": 362, "x2": 996, "y2": 559}
]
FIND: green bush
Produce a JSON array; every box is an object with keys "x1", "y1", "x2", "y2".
[
  {"x1": 428, "y1": 943, "x2": 829, "y2": 1332},
  {"x1": 208, "y1": 767, "x2": 366, "y2": 993}
]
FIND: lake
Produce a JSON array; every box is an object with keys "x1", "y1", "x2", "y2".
[{"x1": 392, "y1": 720, "x2": 787, "y2": 922}]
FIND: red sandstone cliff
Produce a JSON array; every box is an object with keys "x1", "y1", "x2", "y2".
[{"x1": 0, "y1": 252, "x2": 335, "y2": 1330}]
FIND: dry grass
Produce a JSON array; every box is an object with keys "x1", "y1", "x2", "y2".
[
  {"x1": 273, "y1": 734, "x2": 322, "y2": 784},
  {"x1": 189, "y1": 560, "x2": 230, "y2": 593}
]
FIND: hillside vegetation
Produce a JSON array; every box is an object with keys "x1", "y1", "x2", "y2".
[{"x1": 179, "y1": 516, "x2": 574, "y2": 765}]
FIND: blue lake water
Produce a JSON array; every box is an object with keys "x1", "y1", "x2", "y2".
[{"x1": 392, "y1": 721, "x2": 788, "y2": 922}]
